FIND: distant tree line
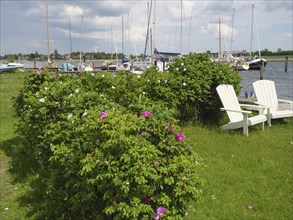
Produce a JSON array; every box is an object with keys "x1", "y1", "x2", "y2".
[
  {"x1": 232, "y1": 48, "x2": 293, "y2": 57},
  {"x1": 1, "y1": 49, "x2": 292, "y2": 62}
]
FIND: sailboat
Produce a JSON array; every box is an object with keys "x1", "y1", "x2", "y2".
[
  {"x1": 212, "y1": 17, "x2": 249, "y2": 71},
  {"x1": 245, "y1": 4, "x2": 267, "y2": 70}
]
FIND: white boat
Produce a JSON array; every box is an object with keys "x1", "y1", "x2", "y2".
[
  {"x1": 7, "y1": 62, "x2": 25, "y2": 68},
  {"x1": 212, "y1": 52, "x2": 249, "y2": 71},
  {"x1": 0, "y1": 64, "x2": 17, "y2": 72},
  {"x1": 246, "y1": 57, "x2": 267, "y2": 70},
  {"x1": 212, "y1": 17, "x2": 249, "y2": 71},
  {"x1": 246, "y1": 4, "x2": 267, "y2": 70}
]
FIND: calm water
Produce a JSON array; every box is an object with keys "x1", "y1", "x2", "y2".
[
  {"x1": 239, "y1": 61, "x2": 293, "y2": 100},
  {"x1": 20, "y1": 60, "x2": 292, "y2": 100}
]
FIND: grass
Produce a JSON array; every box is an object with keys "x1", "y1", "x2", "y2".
[
  {"x1": 0, "y1": 70, "x2": 32, "y2": 219},
  {"x1": 183, "y1": 123, "x2": 293, "y2": 219},
  {"x1": 264, "y1": 55, "x2": 293, "y2": 62},
  {"x1": 0, "y1": 71, "x2": 292, "y2": 219}
]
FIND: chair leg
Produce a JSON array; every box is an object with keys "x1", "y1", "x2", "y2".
[
  {"x1": 267, "y1": 116, "x2": 272, "y2": 126},
  {"x1": 243, "y1": 125, "x2": 248, "y2": 136},
  {"x1": 243, "y1": 114, "x2": 249, "y2": 136},
  {"x1": 261, "y1": 122, "x2": 264, "y2": 131}
]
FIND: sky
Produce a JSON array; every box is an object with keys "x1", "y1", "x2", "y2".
[{"x1": 0, "y1": 0, "x2": 292, "y2": 56}]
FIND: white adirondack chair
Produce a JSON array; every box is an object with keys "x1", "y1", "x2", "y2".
[
  {"x1": 253, "y1": 80, "x2": 293, "y2": 126},
  {"x1": 216, "y1": 84, "x2": 267, "y2": 136}
]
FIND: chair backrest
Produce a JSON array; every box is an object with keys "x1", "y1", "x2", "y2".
[
  {"x1": 253, "y1": 80, "x2": 278, "y2": 113},
  {"x1": 216, "y1": 84, "x2": 243, "y2": 122}
]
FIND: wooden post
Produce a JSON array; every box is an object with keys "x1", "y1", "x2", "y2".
[
  {"x1": 260, "y1": 61, "x2": 264, "y2": 80},
  {"x1": 285, "y1": 56, "x2": 288, "y2": 72}
]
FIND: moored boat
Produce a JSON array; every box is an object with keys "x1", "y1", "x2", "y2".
[
  {"x1": 7, "y1": 62, "x2": 25, "y2": 68},
  {"x1": 246, "y1": 57, "x2": 267, "y2": 70},
  {"x1": 0, "y1": 64, "x2": 17, "y2": 72}
]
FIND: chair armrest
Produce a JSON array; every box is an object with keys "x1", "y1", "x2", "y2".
[
  {"x1": 253, "y1": 101, "x2": 271, "y2": 108},
  {"x1": 245, "y1": 102, "x2": 271, "y2": 115},
  {"x1": 220, "y1": 107, "x2": 252, "y2": 114},
  {"x1": 278, "y1": 99, "x2": 293, "y2": 104},
  {"x1": 240, "y1": 104, "x2": 269, "y2": 111}
]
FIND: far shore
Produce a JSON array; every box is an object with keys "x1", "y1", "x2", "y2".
[
  {"x1": 1, "y1": 55, "x2": 292, "y2": 64},
  {"x1": 264, "y1": 56, "x2": 293, "y2": 62}
]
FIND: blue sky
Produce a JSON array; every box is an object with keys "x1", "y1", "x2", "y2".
[{"x1": 0, "y1": 0, "x2": 292, "y2": 55}]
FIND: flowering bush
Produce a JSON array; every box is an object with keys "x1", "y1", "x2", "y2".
[
  {"x1": 14, "y1": 69, "x2": 202, "y2": 219},
  {"x1": 141, "y1": 53, "x2": 242, "y2": 123}
]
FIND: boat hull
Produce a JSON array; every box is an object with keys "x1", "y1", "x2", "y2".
[
  {"x1": 248, "y1": 58, "x2": 267, "y2": 70},
  {"x1": 0, "y1": 65, "x2": 16, "y2": 72}
]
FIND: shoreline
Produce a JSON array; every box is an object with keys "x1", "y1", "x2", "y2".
[{"x1": 2, "y1": 56, "x2": 293, "y2": 64}]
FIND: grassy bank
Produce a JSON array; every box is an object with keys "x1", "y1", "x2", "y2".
[
  {"x1": 264, "y1": 55, "x2": 293, "y2": 62},
  {"x1": 0, "y1": 70, "x2": 292, "y2": 219}
]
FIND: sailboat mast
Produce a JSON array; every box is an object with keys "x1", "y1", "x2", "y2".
[
  {"x1": 180, "y1": 0, "x2": 182, "y2": 55},
  {"x1": 122, "y1": 16, "x2": 124, "y2": 55},
  {"x1": 128, "y1": 11, "x2": 131, "y2": 56},
  {"x1": 143, "y1": 0, "x2": 153, "y2": 60},
  {"x1": 79, "y1": 15, "x2": 83, "y2": 67},
  {"x1": 188, "y1": 16, "x2": 192, "y2": 53},
  {"x1": 249, "y1": 4, "x2": 254, "y2": 59},
  {"x1": 218, "y1": 17, "x2": 222, "y2": 60},
  {"x1": 46, "y1": 0, "x2": 50, "y2": 64},
  {"x1": 153, "y1": 0, "x2": 156, "y2": 51},
  {"x1": 150, "y1": 28, "x2": 153, "y2": 63},
  {"x1": 230, "y1": 9, "x2": 235, "y2": 53}
]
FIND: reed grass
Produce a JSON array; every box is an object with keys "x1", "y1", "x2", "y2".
[{"x1": 0, "y1": 70, "x2": 292, "y2": 220}]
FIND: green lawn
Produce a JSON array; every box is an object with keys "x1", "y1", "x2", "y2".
[
  {"x1": 0, "y1": 70, "x2": 292, "y2": 219},
  {"x1": 0, "y1": 70, "x2": 32, "y2": 219},
  {"x1": 183, "y1": 123, "x2": 293, "y2": 219}
]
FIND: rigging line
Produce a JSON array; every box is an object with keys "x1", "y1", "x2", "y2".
[
  {"x1": 253, "y1": 11, "x2": 261, "y2": 57},
  {"x1": 143, "y1": 0, "x2": 153, "y2": 60},
  {"x1": 230, "y1": 9, "x2": 235, "y2": 52},
  {"x1": 249, "y1": 4, "x2": 254, "y2": 59}
]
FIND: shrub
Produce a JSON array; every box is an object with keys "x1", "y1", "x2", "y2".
[
  {"x1": 14, "y1": 69, "x2": 203, "y2": 219},
  {"x1": 141, "y1": 53, "x2": 242, "y2": 123}
]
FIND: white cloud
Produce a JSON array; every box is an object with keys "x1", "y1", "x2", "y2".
[
  {"x1": 0, "y1": 0, "x2": 292, "y2": 55},
  {"x1": 63, "y1": 5, "x2": 85, "y2": 17}
]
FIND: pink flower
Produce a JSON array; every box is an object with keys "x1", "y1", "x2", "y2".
[
  {"x1": 166, "y1": 122, "x2": 175, "y2": 133},
  {"x1": 142, "y1": 111, "x2": 153, "y2": 118},
  {"x1": 176, "y1": 133, "x2": 186, "y2": 141},
  {"x1": 36, "y1": 68, "x2": 41, "y2": 75},
  {"x1": 154, "y1": 207, "x2": 166, "y2": 220},
  {"x1": 100, "y1": 111, "x2": 108, "y2": 118}
]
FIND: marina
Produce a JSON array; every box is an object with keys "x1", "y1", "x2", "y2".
[
  {"x1": 1, "y1": 1, "x2": 292, "y2": 219},
  {"x1": 2, "y1": 60, "x2": 292, "y2": 101}
]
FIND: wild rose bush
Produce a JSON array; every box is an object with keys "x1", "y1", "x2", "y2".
[
  {"x1": 14, "y1": 68, "x2": 202, "y2": 219},
  {"x1": 141, "y1": 53, "x2": 242, "y2": 123}
]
